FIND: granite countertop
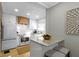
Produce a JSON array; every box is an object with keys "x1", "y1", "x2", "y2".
[{"x1": 31, "y1": 34, "x2": 64, "y2": 46}]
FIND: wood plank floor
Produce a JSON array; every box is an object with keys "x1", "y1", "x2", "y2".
[{"x1": 0, "y1": 44, "x2": 30, "y2": 57}]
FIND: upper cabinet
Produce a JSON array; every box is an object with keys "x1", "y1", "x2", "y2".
[
  {"x1": 2, "y1": 14, "x2": 17, "y2": 40},
  {"x1": 17, "y1": 16, "x2": 29, "y2": 25}
]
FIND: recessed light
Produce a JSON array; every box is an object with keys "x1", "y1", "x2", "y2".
[
  {"x1": 14, "y1": 8, "x2": 19, "y2": 12},
  {"x1": 36, "y1": 15, "x2": 39, "y2": 19},
  {"x1": 26, "y1": 13, "x2": 30, "y2": 16}
]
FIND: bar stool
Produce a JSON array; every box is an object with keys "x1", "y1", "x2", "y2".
[
  {"x1": 44, "y1": 46, "x2": 70, "y2": 57},
  {"x1": 44, "y1": 49, "x2": 65, "y2": 57},
  {"x1": 53, "y1": 46, "x2": 70, "y2": 57}
]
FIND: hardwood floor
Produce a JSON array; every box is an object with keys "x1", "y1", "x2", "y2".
[{"x1": 0, "y1": 44, "x2": 30, "y2": 57}]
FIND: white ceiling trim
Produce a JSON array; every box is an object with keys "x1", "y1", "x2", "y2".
[
  {"x1": 37, "y1": 2, "x2": 59, "y2": 8},
  {"x1": 37, "y1": 2, "x2": 49, "y2": 8}
]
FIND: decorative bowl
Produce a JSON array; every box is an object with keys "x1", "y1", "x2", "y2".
[{"x1": 43, "y1": 34, "x2": 51, "y2": 40}]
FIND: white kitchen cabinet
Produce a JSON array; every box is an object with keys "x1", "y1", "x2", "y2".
[
  {"x1": 2, "y1": 14, "x2": 18, "y2": 50},
  {"x1": 30, "y1": 35, "x2": 64, "y2": 57},
  {"x1": 2, "y1": 14, "x2": 17, "y2": 40},
  {"x1": 30, "y1": 40, "x2": 42, "y2": 57},
  {"x1": 2, "y1": 39, "x2": 19, "y2": 50},
  {"x1": 30, "y1": 40, "x2": 58, "y2": 57}
]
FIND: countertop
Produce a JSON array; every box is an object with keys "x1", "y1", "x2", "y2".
[{"x1": 31, "y1": 34, "x2": 64, "y2": 46}]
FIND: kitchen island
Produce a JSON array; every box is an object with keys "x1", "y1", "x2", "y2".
[{"x1": 30, "y1": 34, "x2": 64, "y2": 57}]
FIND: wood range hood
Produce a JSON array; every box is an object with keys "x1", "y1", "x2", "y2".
[{"x1": 17, "y1": 16, "x2": 29, "y2": 25}]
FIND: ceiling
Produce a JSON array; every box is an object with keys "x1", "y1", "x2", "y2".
[
  {"x1": 37, "y1": 2, "x2": 59, "y2": 8},
  {"x1": 2, "y1": 2, "x2": 59, "y2": 20}
]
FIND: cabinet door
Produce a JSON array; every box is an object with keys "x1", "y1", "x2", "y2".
[
  {"x1": 18, "y1": 16, "x2": 29, "y2": 25},
  {"x1": 2, "y1": 39, "x2": 19, "y2": 50},
  {"x1": 2, "y1": 14, "x2": 17, "y2": 40},
  {"x1": 30, "y1": 41, "x2": 42, "y2": 57},
  {"x1": 2, "y1": 14, "x2": 19, "y2": 50}
]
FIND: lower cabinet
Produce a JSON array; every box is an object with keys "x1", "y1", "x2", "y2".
[
  {"x1": 2, "y1": 39, "x2": 19, "y2": 50},
  {"x1": 30, "y1": 40, "x2": 58, "y2": 57},
  {"x1": 30, "y1": 40, "x2": 42, "y2": 57}
]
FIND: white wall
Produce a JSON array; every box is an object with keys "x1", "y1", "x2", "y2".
[
  {"x1": 38, "y1": 19, "x2": 46, "y2": 33},
  {"x1": 46, "y1": 2, "x2": 79, "y2": 57},
  {"x1": 29, "y1": 19, "x2": 37, "y2": 30},
  {"x1": 29, "y1": 18, "x2": 46, "y2": 33}
]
